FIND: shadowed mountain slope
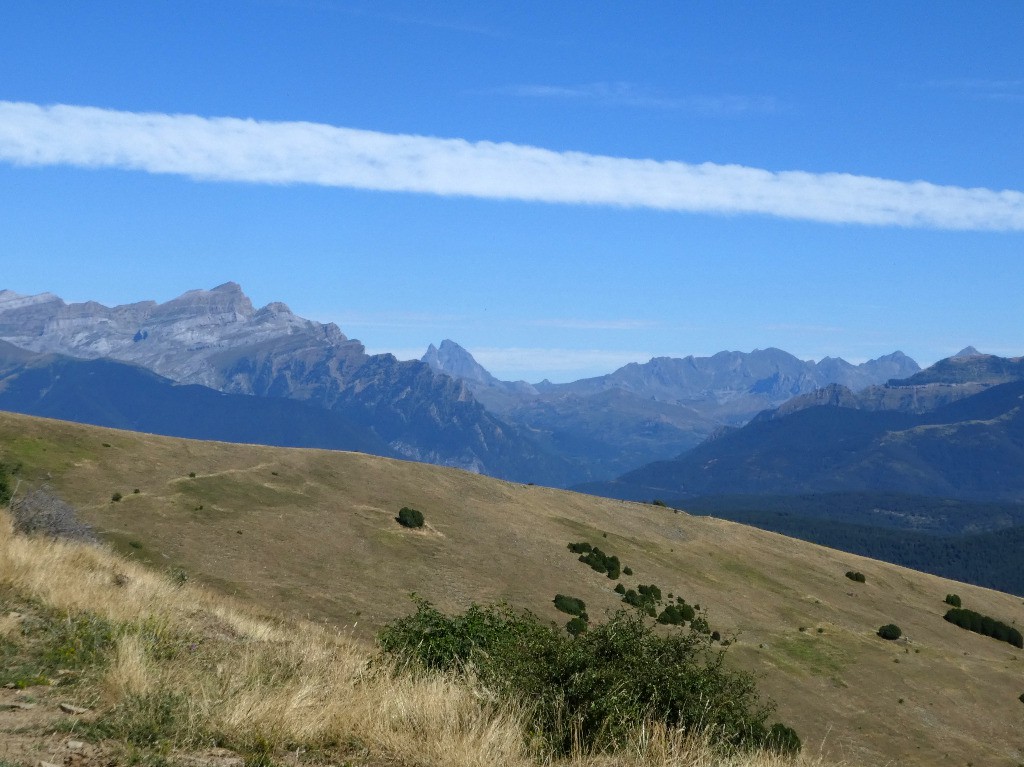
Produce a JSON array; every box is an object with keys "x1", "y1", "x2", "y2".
[{"x1": 0, "y1": 341, "x2": 394, "y2": 455}]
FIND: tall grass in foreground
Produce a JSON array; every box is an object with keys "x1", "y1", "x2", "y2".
[{"x1": 0, "y1": 509, "x2": 833, "y2": 766}]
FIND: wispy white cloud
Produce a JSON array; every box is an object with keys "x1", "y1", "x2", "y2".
[
  {"x1": 493, "y1": 82, "x2": 778, "y2": 114},
  {"x1": 2, "y1": 101, "x2": 1024, "y2": 230},
  {"x1": 924, "y1": 78, "x2": 1024, "y2": 102}
]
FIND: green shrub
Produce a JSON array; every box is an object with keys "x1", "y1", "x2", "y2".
[
  {"x1": 656, "y1": 605, "x2": 687, "y2": 626},
  {"x1": 944, "y1": 593, "x2": 962, "y2": 608},
  {"x1": 0, "y1": 462, "x2": 12, "y2": 506},
  {"x1": 638, "y1": 584, "x2": 662, "y2": 602},
  {"x1": 623, "y1": 566, "x2": 633, "y2": 576},
  {"x1": 396, "y1": 506, "x2": 425, "y2": 528},
  {"x1": 111, "y1": 492, "x2": 123, "y2": 503},
  {"x1": 553, "y1": 594, "x2": 586, "y2": 616},
  {"x1": 578, "y1": 547, "x2": 621, "y2": 579},
  {"x1": 691, "y1": 616, "x2": 711, "y2": 634},
  {"x1": 765, "y1": 723, "x2": 802, "y2": 754},
  {"x1": 614, "y1": 583, "x2": 626, "y2": 595},
  {"x1": 845, "y1": 571, "x2": 866, "y2": 583},
  {"x1": 378, "y1": 599, "x2": 796, "y2": 755},
  {"x1": 567, "y1": 542, "x2": 593, "y2": 554},
  {"x1": 877, "y1": 624, "x2": 902, "y2": 640},
  {"x1": 1019, "y1": 692, "x2": 1024, "y2": 704},
  {"x1": 651, "y1": 499, "x2": 667, "y2": 507},
  {"x1": 622, "y1": 589, "x2": 656, "y2": 617},
  {"x1": 943, "y1": 608, "x2": 1023, "y2": 648},
  {"x1": 566, "y1": 616, "x2": 588, "y2": 636}
]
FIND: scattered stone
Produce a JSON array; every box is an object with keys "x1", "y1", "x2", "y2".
[
  {"x1": 67, "y1": 740, "x2": 86, "y2": 750},
  {"x1": 0, "y1": 701, "x2": 36, "y2": 710},
  {"x1": 40, "y1": 761, "x2": 62, "y2": 767},
  {"x1": 59, "y1": 703, "x2": 89, "y2": 714}
]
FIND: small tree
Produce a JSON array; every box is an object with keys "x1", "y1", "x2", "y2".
[
  {"x1": 944, "y1": 593, "x2": 961, "y2": 608},
  {"x1": 878, "y1": 624, "x2": 902, "y2": 640},
  {"x1": 553, "y1": 594, "x2": 586, "y2": 616},
  {"x1": 396, "y1": 506, "x2": 425, "y2": 528},
  {"x1": 566, "y1": 616, "x2": 588, "y2": 636}
]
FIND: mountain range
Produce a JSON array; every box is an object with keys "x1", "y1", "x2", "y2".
[
  {"x1": 0, "y1": 283, "x2": 919, "y2": 486},
  {"x1": 587, "y1": 348, "x2": 1024, "y2": 503},
  {"x1": 574, "y1": 348, "x2": 1024, "y2": 594},
  {"x1": 0, "y1": 283, "x2": 572, "y2": 485},
  {"x1": 423, "y1": 338, "x2": 920, "y2": 479}
]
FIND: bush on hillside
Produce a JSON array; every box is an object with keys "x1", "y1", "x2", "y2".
[
  {"x1": 765, "y1": 723, "x2": 802, "y2": 754},
  {"x1": 845, "y1": 571, "x2": 866, "y2": 583},
  {"x1": 690, "y1": 616, "x2": 711, "y2": 634},
  {"x1": 567, "y1": 542, "x2": 593, "y2": 554},
  {"x1": 553, "y1": 594, "x2": 586, "y2": 616},
  {"x1": 877, "y1": 624, "x2": 902, "y2": 640},
  {"x1": 578, "y1": 547, "x2": 621, "y2": 579},
  {"x1": 378, "y1": 598, "x2": 798, "y2": 755},
  {"x1": 656, "y1": 605, "x2": 687, "y2": 626},
  {"x1": 396, "y1": 506, "x2": 425, "y2": 528},
  {"x1": 637, "y1": 583, "x2": 662, "y2": 602},
  {"x1": 622, "y1": 589, "x2": 657, "y2": 617},
  {"x1": 944, "y1": 593, "x2": 962, "y2": 608},
  {"x1": 0, "y1": 462, "x2": 13, "y2": 506},
  {"x1": 943, "y1": 608, "x2": 1023, "y2": 648},
  {"x1": 614, "y1": 583, "x2": 626, "y2": 595},
  {"x1": 566, "y1": 616, "x2": 588, "y2": 636}
]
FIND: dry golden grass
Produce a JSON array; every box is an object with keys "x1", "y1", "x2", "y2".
[
  {"x1": 2, "y1": 411, "x2": 1023, "y2": 766},
  {"x1": 0, "y1": 506, "x2": 829, "y2": 767}
]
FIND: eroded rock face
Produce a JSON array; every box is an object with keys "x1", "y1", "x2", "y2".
[{"x1": 0, "y1": 282, "x2": 364, "y2": 390}]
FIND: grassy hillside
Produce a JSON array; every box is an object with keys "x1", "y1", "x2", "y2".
[{"x1": 2, "y1": 410, "x2": 1023, "y2": 766}]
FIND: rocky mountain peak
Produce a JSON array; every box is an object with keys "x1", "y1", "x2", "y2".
[
  {"x1": 952, "y1": 346, "x2": 982, "y2": 359},
  {"x1": 0, "y1": 289, "x2": 64, "y2": 313},
  {"x1": 158, "y1": 282, "x2": 255, "y2": 321},
  {"x1": 422, "y1": 340, "x2": 498, "y2": 387}
]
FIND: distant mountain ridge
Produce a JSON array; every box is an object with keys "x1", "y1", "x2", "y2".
[
  {"x1": 0, "y1": 283, "x2": 921, "y2": 486},
  {"x1": 0, "y1": 285, "x2": 572, "y2": 484},
  {"x1": 424, "y1": 340, "x2": 920, "y2": 481},
  {"x1": 582, "y1": 350, "x2": 1024, "y2": 503}
]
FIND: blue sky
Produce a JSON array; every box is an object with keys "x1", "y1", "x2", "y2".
[{"x1": 2, "y1": 1, "x2": 1022, "y2": 382}]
